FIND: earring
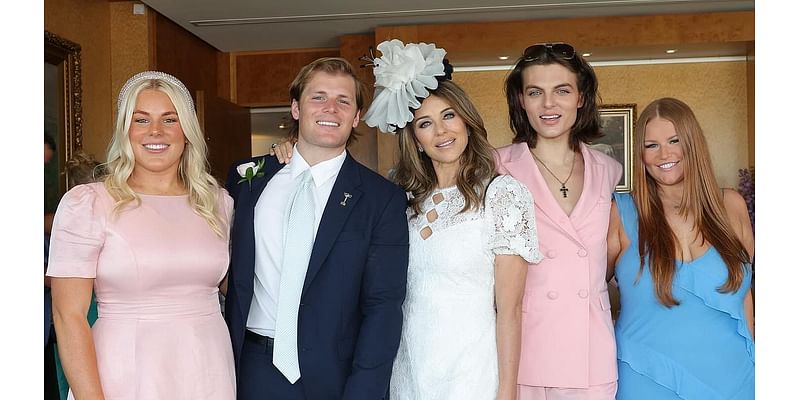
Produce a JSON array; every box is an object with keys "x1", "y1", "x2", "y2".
[{"x1": 417, "y1": 144, "x2": 423, "y2": 153}]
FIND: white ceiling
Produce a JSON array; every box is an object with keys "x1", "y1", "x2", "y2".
[{"x1": 141, "y1": 0, "x2": 754, "y2": 53}]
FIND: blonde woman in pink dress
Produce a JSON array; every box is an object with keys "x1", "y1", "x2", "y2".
[{"x1": 47, "y1": 71, "x2": 236, "y2": 399}]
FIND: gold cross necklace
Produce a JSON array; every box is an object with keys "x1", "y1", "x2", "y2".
[{"x1": 531, "y1": 151, "x2": 576, "y2": 198}]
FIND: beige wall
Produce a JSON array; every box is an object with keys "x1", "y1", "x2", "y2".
[
  {"x1": 45, "y1": 0, "x2": 112, "y2": 160},
  {"x1": 109, "y1": 2, "x2": 151, "y2": 122},
  {"x1": 45, "y1": 0, "x2": 150, "y2": 161},
  {"x1": 373, "y1": 11, "x2": 753, "y2": 180},
  {"x1": 597, "y1": 61, "x2": 749, "y2": 189},
  {"x1": 453, "y1": 61, "x2": 749, "y2": 188}
]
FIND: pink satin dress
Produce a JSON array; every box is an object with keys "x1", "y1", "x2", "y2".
[{"x1": 46, "y1": 182, "x2": 236, "y2": 400}]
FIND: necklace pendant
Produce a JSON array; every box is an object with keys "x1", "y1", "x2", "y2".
[{"x1": 560, "y1": 184, "x2": 569, "y2": 198}]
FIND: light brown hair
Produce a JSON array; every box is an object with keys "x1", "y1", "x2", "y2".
[
  {"x1": 394, "y1": 80, "x2": 497, "y2": 216},
  {"x1": 633, "y1": 97, "x2": 749, "y2": 306},
  {"x1": 287, "y1": 57, "x2": 366, "y2": 146}
]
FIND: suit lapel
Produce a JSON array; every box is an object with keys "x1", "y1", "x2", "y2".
[
  {"x1": 230, "y1": 156, "x2": 285, "y2": 310},
  {"x1": 302, "y1": 153, "x2": 362, "y2": 296},
  {"x1": 501, "y1": 142, "x2": 584, "y2": 245},
  {"x1": 569, "y1": 143, "x2": 605, "y2": 223}
]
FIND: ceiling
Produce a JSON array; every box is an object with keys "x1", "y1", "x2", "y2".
[
  {"x1": 138, "y1": 0, "x2": 754, "y2": 138},
  {"x1": 141, "y1": 0, "x2": 754, "y2": 54}
]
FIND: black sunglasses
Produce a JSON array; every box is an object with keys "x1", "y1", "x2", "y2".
[{"x1": 523, "y1": 43, "x2": 576, "y2": 61}]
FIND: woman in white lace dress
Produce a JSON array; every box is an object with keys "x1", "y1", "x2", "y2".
[{"x1": 362, "y1": 40, "x2": 543, "y2": 400}]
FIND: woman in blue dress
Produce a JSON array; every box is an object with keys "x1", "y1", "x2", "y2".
[{"x1": 607, "y1": 97, "x2": 754, "y2": 400}]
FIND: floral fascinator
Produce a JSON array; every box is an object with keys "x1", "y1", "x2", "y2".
[{"x1": 362, "y1": 39, "x2": 453, "y2": 134}]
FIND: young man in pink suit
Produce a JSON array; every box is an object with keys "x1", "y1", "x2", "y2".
[{"x1": 495, "y1": 43, "x2": 622, "y2": 399}]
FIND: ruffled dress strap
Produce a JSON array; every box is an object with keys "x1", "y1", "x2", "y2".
[{"x1": 613, "y1": 192, "x2": 638, "y2": 241}]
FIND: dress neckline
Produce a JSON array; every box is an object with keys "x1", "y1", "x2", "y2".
[
  {"x1": 677, "y1": 246, "x2": 713, "y2": 265},
  {"x1": 135, "y1": 192, "x2": 189, "y2": 198}
]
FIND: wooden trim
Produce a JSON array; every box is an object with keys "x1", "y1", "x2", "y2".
[
  {"x1": 45, "y1": 30, "x2": 83, "y2": 193},
  {"x1": 231, "y1": 47, "x2": 340, "y2": 57},
  {"x1": 376, "y1": 11, "x2": 754, "y2": 65},
  {"x1": 230, "y1": 53, "x2": 237, "y2": 103}
]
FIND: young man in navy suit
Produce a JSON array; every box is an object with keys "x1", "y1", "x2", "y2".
[{"x1": 225, "y1": 57, "x2": 409, "y2": 400}]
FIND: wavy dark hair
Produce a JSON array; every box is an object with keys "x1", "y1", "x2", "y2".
[
  {"x1": 393, "y1": 80, "x2": 497, "y2": 216},
  {"x1": 504, "y1": 47, "x2": 602, "y2": 150}
]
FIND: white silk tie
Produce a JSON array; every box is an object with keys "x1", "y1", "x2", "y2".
[{"x1": 273, "y1": 169, "x2": 315, "y2": 383}]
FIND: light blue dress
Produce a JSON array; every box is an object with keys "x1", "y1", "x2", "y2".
[{"x1": 613, "y1": 193, "x2": 754, "y2": 400}]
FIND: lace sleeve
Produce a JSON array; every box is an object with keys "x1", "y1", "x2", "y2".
[{"x1": 485, "y1": 175, "x2": 543, "y2": 264}]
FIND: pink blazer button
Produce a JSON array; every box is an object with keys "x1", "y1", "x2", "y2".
[{"x1": 547, "y1": 291, "x2": 559, "y2": 300}]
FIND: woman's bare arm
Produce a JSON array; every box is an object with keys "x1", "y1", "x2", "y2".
[
  {"x1": 723, "y1": 188, "x2": 755, "y2": 339},
  {"x1": 51, "y1": 277, "x2": 105, "y2": 400},
  {"x1": 494, "y1": 254, "x2": 528, "y2": 400}
]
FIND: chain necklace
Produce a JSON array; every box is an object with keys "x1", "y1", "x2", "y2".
[{"x1": 531, "y1": 151, "x2": 576, "y2": 198}]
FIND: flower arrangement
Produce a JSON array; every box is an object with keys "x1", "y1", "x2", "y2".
[
  {"x1": 362, "y1": 39, "x2": 448, "y2": 134},
  {"x1": 737, "y1": 166, "x2": 754, "y2": 230}
]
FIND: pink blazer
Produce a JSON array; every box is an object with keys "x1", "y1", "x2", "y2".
[{"x1": 495, "y1": 142, "x2": 622, "y2": 388}]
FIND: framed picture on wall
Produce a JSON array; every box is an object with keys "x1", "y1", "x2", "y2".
[
  {"x1": 45, "y1": 30, "x2": 83, "y2": 211},
  {"x1": 590, "y1": 104, "x2": 636, "y2": 192}
]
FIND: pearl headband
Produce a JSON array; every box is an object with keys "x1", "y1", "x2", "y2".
[{"x1": 117, "y1": 70, "x2": 195, "y2": 113}]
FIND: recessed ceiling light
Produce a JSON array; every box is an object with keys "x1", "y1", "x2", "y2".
[
  {"x1": 582, "y1": 52, "x2": 592, "y2": 57},
  {"x1": 498, "y1": 56, "x2": 509, "y2": 60},
  {"x1": 666, "y1": 49, "x2": 677, "y2": 54}
]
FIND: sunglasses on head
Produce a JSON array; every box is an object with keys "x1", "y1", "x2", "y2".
[{"x1": 523, "y1": 43, "x2": 576, "y2": 61}]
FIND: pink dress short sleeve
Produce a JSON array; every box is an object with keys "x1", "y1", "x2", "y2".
[{"x1": 47, "y1": 183, "x2": 107, "y2": 278}]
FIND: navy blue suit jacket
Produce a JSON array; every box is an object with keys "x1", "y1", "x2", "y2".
[{"x1": 225, "y1": 152, "x2": 409, "y2": 400}]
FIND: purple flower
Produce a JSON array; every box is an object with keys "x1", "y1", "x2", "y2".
[{"x1": 737, "y1": 167, "x2": 755, "y2": 230}]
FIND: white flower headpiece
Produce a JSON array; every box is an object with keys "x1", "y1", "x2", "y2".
[
  {"x1": 117, "y1": 70, "x2": 195, "y2": 113},
  {"x1": 362, "y1": 40, "x2": 448, "y2": 134}
]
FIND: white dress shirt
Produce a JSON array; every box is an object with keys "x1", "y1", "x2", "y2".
[{"x1": 246, "y1": 146, "x2": 346, "y2": 337}]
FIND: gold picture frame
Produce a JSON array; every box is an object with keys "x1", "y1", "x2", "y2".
[
  {"x1": 591, "y1": 104, "x2": 636, "y2": 192},
  {"x1": 45, "y1": 30, "x2": 83, "y2": 203}
]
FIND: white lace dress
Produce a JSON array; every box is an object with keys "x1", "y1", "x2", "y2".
[{"x1": 390, "y1": 175, "x2": 542, "y2": 400}]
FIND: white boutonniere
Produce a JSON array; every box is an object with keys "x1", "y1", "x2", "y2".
[{"x1": 237, "y1": 158, "x2": 265, "y2": 189}]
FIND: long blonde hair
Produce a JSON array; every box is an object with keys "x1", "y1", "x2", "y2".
[
  {"x1": 633, "y1": 97, "x2": 749, "y2": 306},
  {"x1": 394, "y1": 80, "x2": 497, "y2": 216},
  {"x1": 104, "y1": 75, "x2": 226, "y2": 237}
]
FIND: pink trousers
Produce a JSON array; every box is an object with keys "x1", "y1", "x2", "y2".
[{"x1": 517, "y1": 381, "x2": 617, "y2": 400}]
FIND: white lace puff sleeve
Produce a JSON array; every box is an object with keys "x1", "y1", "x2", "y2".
[{"x1": 485, "y1": 175, "x2": 543, "y2": 264}]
